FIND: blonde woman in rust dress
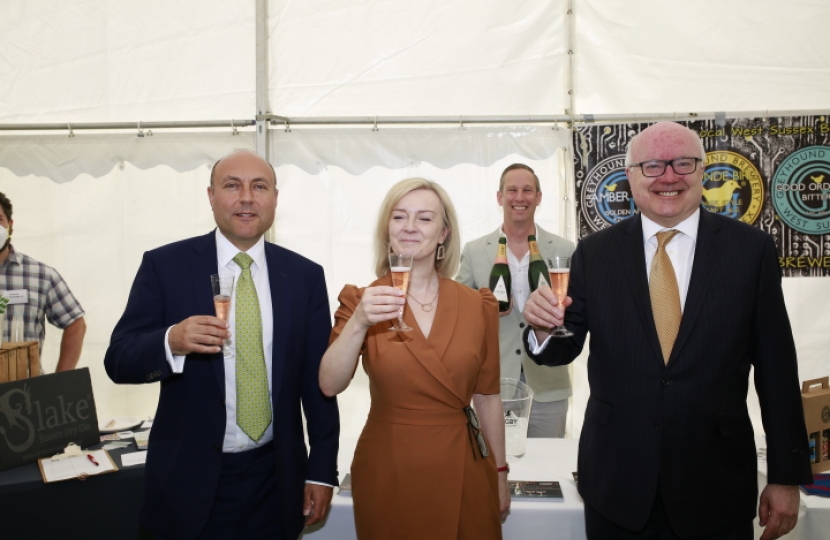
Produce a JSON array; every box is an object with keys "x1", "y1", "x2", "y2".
[{"x1": 320, "y1": 178, "x2": 510, "y2": 539}]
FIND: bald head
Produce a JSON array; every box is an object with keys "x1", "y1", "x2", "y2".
[
  {"x1": 624, "y1": 121, "x2": 706, "y2": 228},
  {"x1": 210, "y1": 150, "x2": 276, "y2": 188},
  {"x1": 626, "y1": 122, "x2": 706, "y2": 167}
]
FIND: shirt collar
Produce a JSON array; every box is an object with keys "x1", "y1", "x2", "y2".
[
  {"x1": 215, "y1": 229, "x2": 267, "y2": 270},
  {"x1": 641, "y1": 208, "x2": 700, "y2": 244},
  {"x1": 499, "y1": 224, "x2": 539, "y2": 241},
  {"x1": 1, "y1": 245, "x2": 22, "y2": 266}
]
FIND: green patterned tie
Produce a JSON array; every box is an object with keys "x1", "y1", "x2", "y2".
[{"x1": 233, "y1": 252, "x2": 272, "y2": 441}]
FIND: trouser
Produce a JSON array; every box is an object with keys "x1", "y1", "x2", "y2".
[
  {"x1": 584, "y1": 489, "x2": 753, "y2": 540},
  {"x1": 526, "y1": 397, "x2": 568, "y2": 437},
  {"x1": 157, "y1": 444, "x2": 283, "y2": 540}
]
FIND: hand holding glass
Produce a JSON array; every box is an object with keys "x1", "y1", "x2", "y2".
[
  {"x1": 545, "y1": 257, "x2": 573, "y2": 338},
  {"x1": 210, "y1": 274, "x2": 235, "y2": 352},
  {"x1": 388, "y1": 253, "x2": 413, "y2": 332}
]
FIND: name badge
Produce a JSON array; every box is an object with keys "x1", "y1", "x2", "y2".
[{"x1": 3, "y1": 289, "x2": 28, "y2": 304}]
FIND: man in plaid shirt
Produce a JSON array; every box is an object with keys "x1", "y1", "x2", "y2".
[{"x1": 0, "y1": 192, "x2": 86, "y2": 372}]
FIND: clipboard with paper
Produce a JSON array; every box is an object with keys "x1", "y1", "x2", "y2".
[{"x1": 37, "y1": 444, "x2": 118, "y2": 483}]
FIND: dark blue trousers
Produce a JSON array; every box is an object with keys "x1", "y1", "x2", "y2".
[{"x1": 160, "y1": 444, "x2": 283, "y2": 540}]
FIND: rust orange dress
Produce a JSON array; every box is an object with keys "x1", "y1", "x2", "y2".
[{"x1": 331, "y1": 275, "x2": 502, "y2": 540}]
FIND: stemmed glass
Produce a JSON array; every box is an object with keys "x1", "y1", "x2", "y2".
[
  {"x1": 389, "y1": 253, "x2": 413, "y2": 332},
  {"x1": 210, "y1": 274, "x2": 235, "y2": 352},
  {"x1": 544, "y1": 257, "x2": 573, "y2": 338}
]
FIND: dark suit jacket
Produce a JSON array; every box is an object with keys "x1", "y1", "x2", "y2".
[
  {"x1": 525, "y1": 210, "x2": 812, "y2": 536},
  {"x1": 104, "y1": 232, "x2": 339, "y2": 540}
]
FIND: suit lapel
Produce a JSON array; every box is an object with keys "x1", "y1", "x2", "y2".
[
  {"x1": 621, "y1": 216, "x2": 665, "y2": 362},
  {"x1": 671, "y1": 210, "x2": 719, "y2": 362},
  {"x1": 537, "y1": 227, "x2": 558, "y2": 258},
  {"x1": 265, "y1": 243, "x2": 289, "y2": 407},
  {"x1": 190, "y1": 232, "x2": 227, "y2": 395},
  {"x1": 478, "y1": 229, "x2": 500, "y2": 271}
]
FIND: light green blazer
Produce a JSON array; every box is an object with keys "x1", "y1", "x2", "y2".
[{"x1": 456, "y1": 226, "x2": 574, "y2": 402}]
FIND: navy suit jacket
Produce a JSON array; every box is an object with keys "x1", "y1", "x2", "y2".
[
  {"x1": 104, "y1": 232, "x2": 339, "y2": 540},
  {"x1": 525, "y1": 210, "x2": 811, "y2": 536}
]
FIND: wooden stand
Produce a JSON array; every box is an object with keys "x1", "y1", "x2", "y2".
[{"x1": 0, "y1": 341, "x2": 40, "y2": 382}]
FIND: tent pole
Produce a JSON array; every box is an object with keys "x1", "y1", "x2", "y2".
[
  {"x1": 255, "y1": 0, "x2": 274, "y2": 242},
  {"x1": 565, "y1": 0, "x2": 576, "y2": 122},
  {"x1": 562, "y1": 0, "x2": 578, "y2": 261},
  {"x1": 1, "y1": 110, "x2": 828, "y2": 132}
]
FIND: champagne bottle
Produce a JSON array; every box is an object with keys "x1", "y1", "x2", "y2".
[
  {"x1": 489, "y1": 237, "x2": 512, "y2": 312},
  {"x1": 527, "y1": 235, "x2": 549, "y2": 292}
]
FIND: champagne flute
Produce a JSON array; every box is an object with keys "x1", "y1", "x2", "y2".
[
  {"x1": 545, "y1": 257, "x2": 573, "y2": 338},
  {"x1": 389, "y1": 253, "x2": 413, "y2": 332},
  {"x1": 210, "y1": 274, "x2": 235, "y2": 352}
]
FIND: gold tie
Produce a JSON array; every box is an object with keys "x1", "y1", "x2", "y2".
[{"x1": 650, "y1": 230, "x2": 681, "y2": 364}]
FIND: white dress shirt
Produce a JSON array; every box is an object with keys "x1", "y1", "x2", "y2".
[
  {"x1": 641, "y1": 210, "x2": 699, "y2": 311},
  {"x1": 528, "y1": 210, "x2": 700, "y2": 353},
  {"x1": 165, "y1": 229, "x2": 274, "y2": 453}
]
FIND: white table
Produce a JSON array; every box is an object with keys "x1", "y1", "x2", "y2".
[
  {"x1": 755, "y1": 437, "x2": 830, "y2": 540},
  {"x1": 304, "y1": 437, "x2": 830, "y2": 539},
  {"x1": 304, "y1": 437, "x2": 586, "y2": 540}
]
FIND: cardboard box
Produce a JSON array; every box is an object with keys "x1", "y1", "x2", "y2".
[
  {"x1": 802, "y1": 377, "x2": 830, "y2": 474},
  {"x1": 0, "y1": 342, "x2": 40, "y2": 383}
]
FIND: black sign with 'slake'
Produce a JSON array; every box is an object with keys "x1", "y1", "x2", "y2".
[{"x1": 0, "y1": 368, "x2": 99, "y2": 471}]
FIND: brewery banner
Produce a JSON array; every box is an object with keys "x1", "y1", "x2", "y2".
[{"x1": 573, "y1": 116, "x2": 830, "y2": 277}]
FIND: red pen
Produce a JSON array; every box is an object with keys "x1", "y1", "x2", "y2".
[{"x1": 87, "y1": 454, "x2": 99, "y2": 466}]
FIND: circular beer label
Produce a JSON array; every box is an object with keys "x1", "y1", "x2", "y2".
[
  {"x1": 580, "y1": 154, "x2": 636, "y2": 231},
  {"x1": 702, "y1": 151, "x2": 764, "y2": 225},
  {"x1": 770, "y1": 146, "x2": 830, "y2": 235}
]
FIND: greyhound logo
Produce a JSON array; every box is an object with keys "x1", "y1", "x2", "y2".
[
  {"x1": 822, "y1": 405, "x2": 830, "y2": 424},
  {"x1": 771, "y1": 146, "x2": 830, "y2": 235},
  {"x1": 702, "y1": 151, "x2": 764, "y2": 224},
  {"x1": 0, "y1": 386, "x2": 36, "y2": 453},
  {"x1": 580, "y1": 154, "x2": 635, "y2": 231}
]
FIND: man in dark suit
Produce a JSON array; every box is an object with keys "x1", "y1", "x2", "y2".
[
  {"x1": 523, "y1": 122, "x2": 811, "y2": 539},
  {"x1": 105, "y1": 150, "x2": 339, "y2": 540}
]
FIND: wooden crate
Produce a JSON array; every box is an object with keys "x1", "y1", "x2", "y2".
[{"x1": 0, "y1": 342, "x2": 40, "y2": 382}]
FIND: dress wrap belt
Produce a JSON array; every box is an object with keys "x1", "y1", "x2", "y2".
[{"x1": 368, "y1": 406, "x2": 468, "y2": 426}]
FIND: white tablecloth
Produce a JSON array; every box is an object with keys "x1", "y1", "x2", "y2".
[
  {"x1": 303, "y1": 436, "x2": 830, "y2": 539},
  {"x1": 755, "y1": 437, "x2": 830, "y2": 540},
  {"x1": 304, "y1": 437, "x2": 585, "y2": 540}
]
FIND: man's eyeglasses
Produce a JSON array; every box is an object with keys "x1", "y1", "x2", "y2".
[
  {"x1": 628, "y1": 157, "x2": 702, "y2": 178},
  {"x1": 464, "y1": 406, "x2": 490, "y2": 459}
]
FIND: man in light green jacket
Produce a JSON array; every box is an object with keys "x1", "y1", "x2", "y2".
[{"x1": 456, "y1": 164, "x2": 574, "y2": 437}]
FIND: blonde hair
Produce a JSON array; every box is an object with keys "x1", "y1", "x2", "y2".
[{"x1": 373, "y1": 178, "x2": 461, "y2": 279}]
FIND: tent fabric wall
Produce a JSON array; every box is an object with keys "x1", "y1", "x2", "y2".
[
  {"x1": 3, "y1": 1, "x2": 829, "y2": 124},
  {"x1": 268, "y1": 0, "x2": 568, "y2": 116},
  {"x1": 0, "y1": 132, "x2": 253, "y2": 183},
  {"x1": 0, "y1": 0, "x2": 254, "y2": 123},
  {"x1": 1, "y1": 0, "x2": 828, "y2": 442},
  {"x1": 575, "y1": 0, "x2": 830, "y2": 114}
]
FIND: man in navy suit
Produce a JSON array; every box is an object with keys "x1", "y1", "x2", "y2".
[
  {"x1": 105, "y1": 150, "x2": 339, "y2": 540},
  {"x1": 523, "y1": 122, "x2": 811, "y2": 539}
]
